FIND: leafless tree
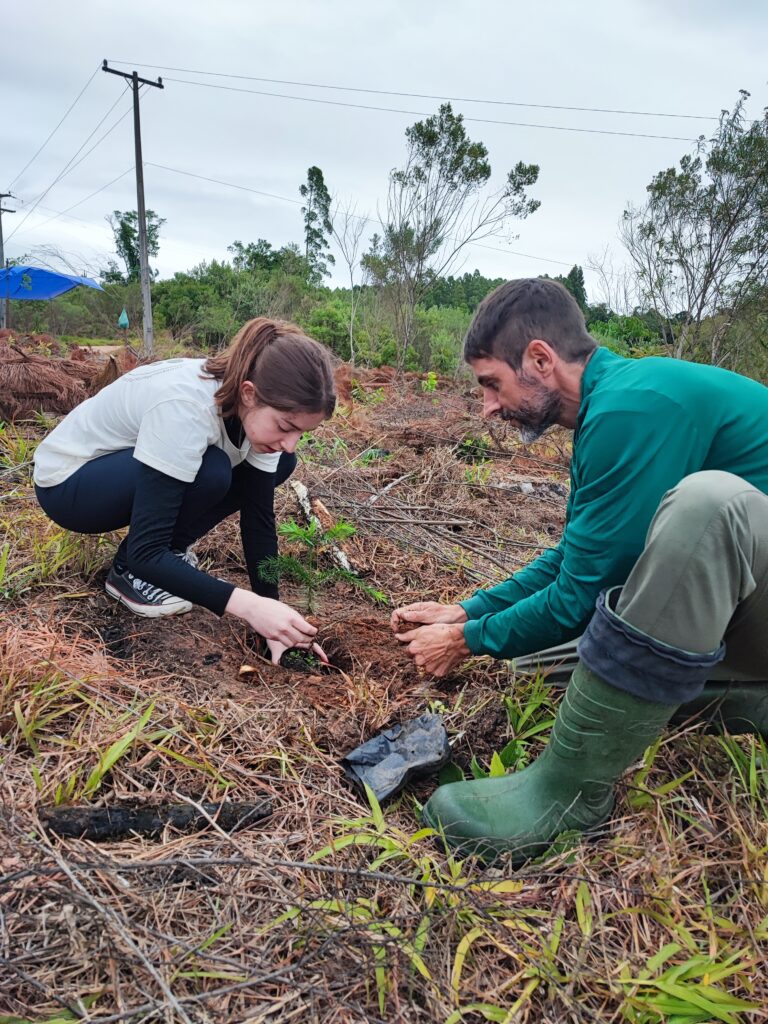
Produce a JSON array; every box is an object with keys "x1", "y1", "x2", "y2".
[{"x1": 331, "y1": 200, "x2": 368, "y2": 365}]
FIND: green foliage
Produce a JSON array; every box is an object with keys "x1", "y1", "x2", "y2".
[
  {"x1": 259, "y1": 518, "x2": 387, "y2": 612},
  {"x1": 456, "y1": 434, "x2": 492, "y2": 463},
  {"x1": 464, "y1": 463, "x2": 492, "y2": 487},
  {"x1": 350, "y1": 380, "x2": 387, "y2": 405},
  {"x1": 540, "y1": 265, "x2": 588, "y2": 311},
  {"x1": 589, "y1": 315, "x2": 668, "y2": 357},
  {"x1": 105, "y1": 209, "x2": 165, "y2": 283},
  {"x1": 424, "y1": 268, "x2": 507, "y2": 311},
  {"x1": 617, "y1": 943, "x2": 760, "y2": 1023},
  {"x1": 356, "y1": 447, "x2": 391, "y2": 465},
  {"x1": 300, "y1": 166, "x2": 335, "y2": 284},
  {"x1": 300, "y1": 296, "x2": 353, "y2": 359},
  {"x1": 622, "y1": 91, "x2": 768, "y2": 366},
  {"x1": 296, "y1": 432, "x2": 349, "y2": 463},
  {"x1": 228, "y1": 238, "x2": 284, "y2": 273},
  {"x1": 363, "y1": 102, "x2": 539, "y2": 369},
  {"x1": 412, "y1": 304, "x2": 472, "y2": 372},
  {"x1": 446, "y1": 676, "x2": 557, "y2": 781}
]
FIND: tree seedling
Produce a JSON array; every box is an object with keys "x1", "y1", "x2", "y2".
[
  {"x1": 456, "y1": 434, "x2": 493, "y2": 464},
  {"x1": 259, "y1": 517, "x2": 387, "y2": 614}
]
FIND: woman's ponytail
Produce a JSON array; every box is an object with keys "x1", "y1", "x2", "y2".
[{"x1": 203, "y1": 317, "x2": 335, "y2": 419}]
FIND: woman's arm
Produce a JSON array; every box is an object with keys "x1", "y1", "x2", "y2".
[
  {"x1": 125, "y1": 463, "x2": 236, "y2": 614},
  {"x1": 236, "y1": 462, "x2": 281, "y2": 599}
]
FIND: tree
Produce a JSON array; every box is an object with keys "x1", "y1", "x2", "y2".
[
  {"x1": 228, "y1": 238, "x2": 281, "y2": 274},
  {"x1": 620, "y1": 91, "x2": 768, "y2": 366},
  {"x1": 542, "y1": 265, "x2": 588, "y2": 311},
  {"x1": 107, "y1": 209, "x2": 165, "y2": 283},
  {"x1": 331, "y1": 200, "x2": 368, "y2": 364},
  {"x1": 362, "y1": 103, "x2": 540, "y2": 369},
  {"x1": 562, "y1": 265, "x2": 587, "y2": 311},
  {"x1": 299, "y1": 167, "x2": 335, "y2": 284}
]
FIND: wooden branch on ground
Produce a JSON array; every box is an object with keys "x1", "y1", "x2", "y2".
[
  {"x1": 290, "y1": 479, "x2": 356, "y2": 572},
  {"x1": 367, "y1": 471, "x2": 416, "y2": 505},
  {"x1": 487, "y1": 480, "x2": 568, "y2": 498}
]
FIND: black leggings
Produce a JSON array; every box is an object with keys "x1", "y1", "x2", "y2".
[{"x1": 35, "y1": 447, "x2": 296, "y2": 567}]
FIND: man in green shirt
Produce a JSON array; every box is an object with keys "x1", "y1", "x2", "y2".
[{"x1": 393, "y1": 278, "x2": 768, "y2": 864}]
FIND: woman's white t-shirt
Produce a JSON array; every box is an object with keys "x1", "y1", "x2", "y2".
[{"x1": 33, "y1": 358, "x2": 281, "y2": 487}]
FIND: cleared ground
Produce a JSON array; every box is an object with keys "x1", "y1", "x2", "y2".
[{"x1": 1, "y1": 357, "x2": 766, "y2": 1023}]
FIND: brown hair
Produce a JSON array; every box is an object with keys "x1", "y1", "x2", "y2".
[
  {"x1": 203, "y1": 317, "x2": 336, "y2": 419},
  {"x1": 464, "y1": 278, "x2": 596, "y2": 370}
]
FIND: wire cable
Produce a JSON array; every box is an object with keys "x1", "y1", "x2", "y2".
[
  {"x1": 6, "y1": 86, "x2": 134, "y2": 243},
  {"x1": 6, "y1": 65, "x2": 101, "y2": 190},
  {"x1": 107, "y1": 59, "x2": 717, "y2": 121},
  {"x1": 146, "y1": 161, "x2": 576, "y2": 268},
  {"x1": 160, "y1": 75, "x2": 699, "y2": 142},
  {"x1": 18, "y1": 168, "x2": 134, "y2": 236}
]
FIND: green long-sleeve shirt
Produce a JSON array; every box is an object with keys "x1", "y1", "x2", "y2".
[{"x1": 461, "y1": 347, "x2": 768, "y2": 659}]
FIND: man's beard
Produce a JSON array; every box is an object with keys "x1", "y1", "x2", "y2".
[{"x1": 500, "y1": 372, "x2": 562, "y2": 444}]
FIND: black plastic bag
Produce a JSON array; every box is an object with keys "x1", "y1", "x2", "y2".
[{"x1": 341, "y1": 713, "x2": 451, "y2": 803}]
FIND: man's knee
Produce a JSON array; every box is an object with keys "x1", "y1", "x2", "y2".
[{"x1": 650, "y1": 471, "x2": 759, "y2": 543}]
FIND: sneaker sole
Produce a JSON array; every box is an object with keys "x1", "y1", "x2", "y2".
[{"x1": 105, "y1": 581, "x2": 193, "y2": 618}]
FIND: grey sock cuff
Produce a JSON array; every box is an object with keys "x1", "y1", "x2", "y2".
[{"x1": 577, "y1": 589, "x2": 726, "y2": 704}]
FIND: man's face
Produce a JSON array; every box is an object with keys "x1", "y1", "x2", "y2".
[{"x1": 470, "y1": 356, "x2": 563, "y2": 443}]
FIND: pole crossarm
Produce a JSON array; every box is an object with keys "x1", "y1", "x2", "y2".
[{"x1": 101, "y1": 60, "x2": 164, "y2": 90}]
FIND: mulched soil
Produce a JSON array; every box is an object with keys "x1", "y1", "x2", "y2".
[{"x1": 15, "y1": 361, "x2": 764, "y2": 1021}]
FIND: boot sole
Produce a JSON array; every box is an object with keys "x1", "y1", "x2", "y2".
[{"x1": 105, "y1": 582, "x2": 192, "y2": 618}]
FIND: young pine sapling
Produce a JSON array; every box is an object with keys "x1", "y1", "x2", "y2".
[{"x1": 258, "y1": 517, "x2": 387, "y2": 614}]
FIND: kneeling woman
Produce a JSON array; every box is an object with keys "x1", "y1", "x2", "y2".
[{"x1": 33, "y1": 317, "x2": 335, "y2": 664}]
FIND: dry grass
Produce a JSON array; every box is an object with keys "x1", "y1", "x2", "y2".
[{"x1": 1, "y1": 370, "x2": 767, "y2": 1023}]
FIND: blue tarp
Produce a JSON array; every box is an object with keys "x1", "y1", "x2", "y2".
[{"x1": 1, "y1": 265, "x2": 104, "y2": 301}]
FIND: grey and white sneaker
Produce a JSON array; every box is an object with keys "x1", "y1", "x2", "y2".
[{"x1": 105, "y1": 566, "x2": 193, "y2": 617}]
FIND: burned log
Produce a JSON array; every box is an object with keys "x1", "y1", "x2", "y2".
[{"x1": 39, "y1": 799, "x2": 272, "y2": 841}]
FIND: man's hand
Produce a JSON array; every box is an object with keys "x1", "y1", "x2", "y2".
[
  {"x1": 395, "y1": 622, "x2": 470, "y2": 678},
  {"x1": 391, "y1": 601, "x2": 468, "y2": 633}
]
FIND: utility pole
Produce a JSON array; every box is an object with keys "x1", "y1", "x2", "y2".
[
  {"x1": 0, "y1": 193, "x2": 16, "y2": 330},
  {"x1": 102, "y1": 60, "x2": 163, "y2": 356}
]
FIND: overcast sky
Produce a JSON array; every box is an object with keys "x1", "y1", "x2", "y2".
[{"x1": 4, "y1": 0, "x2": 767, "y2": 302}]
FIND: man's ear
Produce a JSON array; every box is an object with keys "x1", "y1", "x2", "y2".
[{"x1": 524, "y1": 339, "x2": 556, "y2": 378}]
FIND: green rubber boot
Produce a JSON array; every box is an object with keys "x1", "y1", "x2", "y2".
[
  {"x1": 422, "y1": 663, "x2": 677, "y2": 865},
  {"x1": 672, "y1": 682, "x2": 768, "y2": 737}
]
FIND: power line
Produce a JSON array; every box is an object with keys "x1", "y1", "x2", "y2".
[
  {"x1": 147, "y1": 161, "x2": 304, "y2": 206},
  {"x1": 6, "y1": 87, "x2": 134, "y2": 244},
  {"x1": 146, "y1": 162, "x2": 577, "y2": 268},
  {"x1": 40, "y1": 103, "x2": 136, "y2": 195},
  {"x1": 159, "y1": 75, "x2": 699, "y2": 143},
  {"x1": 17, "y1": 167, "x2": 134, "y2": 235},
  {"x1": 6, "y1": 65, "x2": 101, "y2": 190},
  {"x1": 108, "y1": 60, "x2": 717, "y2": 122}
]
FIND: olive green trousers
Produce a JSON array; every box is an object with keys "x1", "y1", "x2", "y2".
[{"x1": 514, "y1": 472, "x2": 768, "y2": 687}]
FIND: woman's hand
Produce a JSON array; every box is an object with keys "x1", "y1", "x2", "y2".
[
  {"x1": 225, "y1": 588, "x2": 317, "y2": 648},
  {"x1": 266, "y1": 638, "x2": 329, "y2": 667},
  {"x1": 391, "y1": 601, "x2": 468, "y2": 632}
]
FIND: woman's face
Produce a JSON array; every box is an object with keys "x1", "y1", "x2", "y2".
[{"x1": 238, "y1": 383, "x2": 326, "y2": 454}]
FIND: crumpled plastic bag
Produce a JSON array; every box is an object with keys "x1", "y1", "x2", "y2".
[{"x1": 341, "y1": 713, "x2": 452, "y2": 802}]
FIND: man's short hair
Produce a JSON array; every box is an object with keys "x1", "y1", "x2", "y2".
[{"x1": 464, "y1": 278, "x2": 597, "y2": 369}]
